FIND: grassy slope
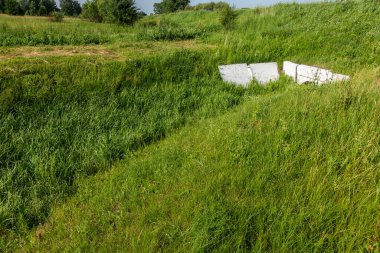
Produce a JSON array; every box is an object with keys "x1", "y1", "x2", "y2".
[
  {"x1": 25, "y1": 70, "x2": 380, "y2": 252},
  {"x1": 0, "y1": 50, "x2": 249, "y2": 246},
  {"x1": 2, "y1": 0, "x2": 380, "y2": 251}
]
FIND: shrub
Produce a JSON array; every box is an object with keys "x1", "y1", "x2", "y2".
[
  {"x1": 187, "y1": 1, "x2": 229, "y2": 11},
  {"x1": 83, "y1": 0, "x2": 140, "y2": 25},
  {"x1": 153, "y1": 0, "x2": 190, "y2": 14},
  {"x1": 60, "y1": 0, "x2": 82, "y2": 16},
  {"x1": 50, "y1": 11, "x2": 64, "y2": 22},
  {"x1": 4, "y1": 0, "x2": 23, "y2": 15},
  {"x1": 82, "y1": 0, "x2": 102, "y2": 22},
  {"x1": 219, "y1": 5, "x2": 237, "y2": 31}
]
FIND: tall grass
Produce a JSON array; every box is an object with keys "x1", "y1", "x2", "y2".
[
  {"x1": 221, "y1": 2, "x2": 380, "y2": 72},
  {"x1": 0, "y1": 50, "x2": 247, "y2": 249},
  {"x1": 136, "y1": 26, "x2": 207, "y2": 41},
  {"x1": 2, "y1": 0, "x2": 380, "y2": 251},
  {"x1": 0, "y1": 15, "x2": 129, "y2": 46},
  {"x1": 145, "y1": 1, "x2": 380, "y2": 72},
  {"x1": 134, "y1": 15, "x2": 219, "y2": 41},
  {"x1": 22, "y1": 69, "x2": 380, "y2": 252}
]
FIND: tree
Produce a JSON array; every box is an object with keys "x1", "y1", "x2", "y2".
[
  {"x1": 154, "y1": 0, "x2": 190, "y2": 14},
  {"x1": 39, "y1": 3, "x2": 47, "y2": 15},
  {"x1": 82, "y1": 0, "x2": 140, "y2": 25},
  {"x1": 24, "y1": 0, "x2": 57, "y2": 15},
  {"x1": 96, "y1": 0, "x2": 139, "y2": 25},
  {"x1": 4, "y1": 0, "x2": 23, "y2": 15},
  {"x1": 112, "y1": 0, "x2": 138, "y2": 25},
  {"x1": 18, "y1": 0, "x2": 29, "y2": 13},
  {"x1": 82, "y1": 0, "x2": 102, "y2": 22},
  {"x1": 137, "y1": 10, "x2": 146, "y2": 18},
  {"x1": 39, "y1": 0, "x2": 57, "y2": 15},
  {"x1": 187, "y1": 2, "x2": 229, "y2": 11},
  {"x1": 60, "y1": 0, "x2": 81, "y2": 16},
  {"x1": 28, "y1": 0, "x2": 39, "y2": 15},
  {"x1": 0, "y1": 0, "x2": 57, "y2": 15},
  {"x1": 0, "y1": 0, "x2": 4, "y2": 12},
  {"x1": 72, "y1": 0, "x2": 81, "y2": 15}
]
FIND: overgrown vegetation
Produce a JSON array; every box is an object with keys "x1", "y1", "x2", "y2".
[
  {"x1": 0, "y1": 0, "x2": 81, "y2": 16},
  {"x1": 59, "y1": 0, "x2": 81, "y2": 16},
  {"x1": 82, "y1": 0, "x2": 143, "y2": 25},
  {"x1": 2, "y1": 0, "x2": 380, "y2": 252},
  {"x1": 136, "y1": 25, "x2": 206, "y2": 41},
  {"x1": 0, "y1": 51, "x2": 246, "y2": 251},
  {"x1": 154, "y1": 0, "x2": 190, "y2": 14},
  {"x1": 0, "y1": 15, "x2": 129, "y2": 46},
  {"x1": 49, "y1": 11, "x2": 64, "y2": 22},
  {"x1": 185, "y1": 1, "x2": 229, "y2": 11},
  {"x1": 21, "y1": 70, "x2": 380, "y2": 252},
  {"x1": 0, "y1": 30, "x2": 106, "y2": 46},
  {"x1": 219, "y1": 5, "x2": 237, "y2": 31}
]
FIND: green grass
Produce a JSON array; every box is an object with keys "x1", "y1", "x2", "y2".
[
  {"x1": 0, "y1": 15, "x2": 128, "y2": 46},
  {"x1": 21, "y1": 69, "x2": 380, "y2": 252},
  {"x1": 2, "y1": 0, "x2": 380, "y2": 251},
  {"x1": 0, "y1": 50, "x2": 252, "y2": 249}
]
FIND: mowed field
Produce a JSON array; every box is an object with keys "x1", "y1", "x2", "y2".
[{"x1": 1, "y1": 1, "x2": 380, "y2": 251}]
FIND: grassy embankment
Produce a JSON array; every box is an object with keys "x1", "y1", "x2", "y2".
[{"x1": 1, "y1": 1, "x2": 380, "y2": 251}]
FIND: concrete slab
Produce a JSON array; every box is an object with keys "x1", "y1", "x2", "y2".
[
  {"x1": 218, "y1": 64, "x2": 252, "y2": 87},
  {"x1": 283, "y1": 61, "x2": 350, "y2": 85},
  {"x1": 283, "y1": 61, "x2": 298, "y2": 81},
  {"x1": 330, "y1": 73, "x2": 350, "y2": 82},
  {"x1": 296, "y1": 64, "x2": 333, "y2": 84},
  {"x1": 249, "y1": 62, "x2": 279, "y2": 85},
  {"x1": 297, "y1": 65, "x2": 350, "y2": 85}
]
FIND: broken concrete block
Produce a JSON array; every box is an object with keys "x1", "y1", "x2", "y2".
[
  {"x1": 249, "y1": 62, "x2": 279, "y2": 85},
  {"x1": 218, "y1": 64, "x2": 252, "y2": 87},
  {"x1": 330, "y1": 73, "x2": 350, "y2": 82},
  {"x1": 297, "y1": 65, "x2": 350, "y2": 85},
  {"x1": 296, "y1": 64, "x2": 333, "y2": 84},
  {"x1": 283, "y1": 61, "x2": 298, "y2": 81},
  {"x1": 283, "y1": 61, "x2": 350, "y2": 85}
]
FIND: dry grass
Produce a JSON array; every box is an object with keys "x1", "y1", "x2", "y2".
[{"x1": 0, "y1": 40, "x2": 216, "y2": 62}]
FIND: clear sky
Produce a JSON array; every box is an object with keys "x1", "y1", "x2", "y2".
[{"x1": 135, "y1": 0, "x2": 321, "y2": 14}]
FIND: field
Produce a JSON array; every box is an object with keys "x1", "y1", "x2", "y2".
[{"x1": 1, "y1": 1, "x2": 380, "y2": 251}]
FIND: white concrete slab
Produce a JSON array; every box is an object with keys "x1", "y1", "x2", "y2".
[
  {"x1": 283, "y1": 61, "x2": 298, "y2": 81},
  {"x1": 283, "y1": 61, "x2": 350, "y2": 85},
  {"x1": 296, "y1": 64, "x2": 333, "y2": 84},
  {"x1": 296, "y1": 75, "x2": 314, "y2": 84},
  {"x1": 297, "y1": 65, "x2": 350, "y2": 85},
  {"x1": 249, "y1": 62, "x2": 279, "y2": 85},
  {"x1": 331, "y1": 73, "x2": 350, "y2": 82},
  {"x1": 218, "y1": 64, "x2": 252, "y2": 87}
]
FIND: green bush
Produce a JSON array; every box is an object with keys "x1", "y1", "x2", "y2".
[
  {"x1": 49, "y1": 11, "x2": 64, "y2": 22},
  {"x1": 81, "y1": 0, "x2": 102, "y2": 22},
  {"x1": 219, "y1": 5, "x2": 238, "y2": 31},
  {"x1": 187, "y1": 1, "x2": 229, "y2": 11}
]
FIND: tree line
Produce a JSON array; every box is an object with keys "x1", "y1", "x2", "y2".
[
  {"x1": 81, "y1": 0, "x2": 192, "y2": 25},
  {"x1": 0, "y1": 0, "x2": 81, "y2": 16},
  {"x1": 0, "y1": 0, "x2": 147, "y2": 24},
  {"x1": 0, "y1": 0, "x2": 232, "y2": 26},
  {"x1": 81, "y1": 0, "x2": 146, "y2": 25}
]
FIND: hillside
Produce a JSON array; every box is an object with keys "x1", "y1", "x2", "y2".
[{"x1": 1, "y1": 1, "x2": 380, "y2": 251}]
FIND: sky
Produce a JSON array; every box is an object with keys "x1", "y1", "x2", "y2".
[{"x1": 135, "y1": 0, "x2": 321, "y2": 14}]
